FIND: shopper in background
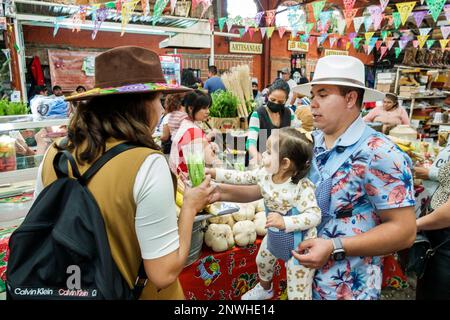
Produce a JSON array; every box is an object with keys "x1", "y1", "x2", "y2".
[
  {"x1": 204, "y1": 65, "x2": 226, "y2": 94},
  {"x1": 159, "y1": 93, "x2": 187, "y2": 154},
  {"x1": 247, "y1": 79, "x2": 300, "y2": 167},
  {"x1": 363, "y1": 93, "x2": 410, "y2": 134},
  {"x1": 415, "y1": 160, "x2": 450, "y2": 299},
  {"x1": 181, "y1": 69, "x2": 200, "y2": 89},
  {"x1": 169, "y1": 89, "x2": 220, "y2": 176},
  {"x1": 35, "y1": 46, "x2": 214, "y2": 299},
  {"x1": 280, "y1": 67, "x2": 297, "y2": 109},
  {"x1": 51, "y1": 85, "x2": 64, "y2": 97},
  {"x1": 76, "y1": 85, "x2": 87, "y2": 94},
  {"x1": 252, "y1": 79, "x2": 264, "y2": 108}
]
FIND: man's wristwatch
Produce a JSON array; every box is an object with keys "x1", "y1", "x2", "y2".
[{"x1": 331, "y1": 238, "x2": 346, "y2": 261}]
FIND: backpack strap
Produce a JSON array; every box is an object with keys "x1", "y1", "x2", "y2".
[
  {"x1": 53, "y1": 150, "x2": 82, "y2": 180},
  {"x1": 79, "y1": 143, "x2": 139, "y2": 185},
  {"x1": 133, "y1": 262, "x2": 148, "y2": 299}
]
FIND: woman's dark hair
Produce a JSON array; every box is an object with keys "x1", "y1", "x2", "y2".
[
  {"x1": 76, "y1": 85, "x2": 86, "y2": 92},
  {"x1": 277, "y1": 127, "x2": 313, "y2": 184},
  {"x1": 183, "y1": 90, "x2": 211, "y2": 119},
  {"x1": 60, "y1": 93, "x2": 160, "y2": 164},
  {"x1": 181, "y1": 69, "x2": 198, "y2": 89},
  {"x1": 268, "y1": 79, "x2": 290, "y2": 100},
  {"x1": 165, "y1": 93, "x2": 184, "y2": 113},
  {"x1": 385, "y1": 93, "x2": 399, "y2": 107}
]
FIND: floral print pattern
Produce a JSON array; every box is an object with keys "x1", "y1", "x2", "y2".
[{"x1": 312, "y1": 132, "x2": 415, "y2": 300}]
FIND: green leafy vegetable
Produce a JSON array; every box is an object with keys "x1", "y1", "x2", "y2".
[
  {"x1": 186, "y1": 153, "x2": 205, "y2": 187},
  {"x1": 0, "y1": 99, "x2": 28, "y2": 116},
  {"x1": 209, "y1": 90, "x2": 239, "y2": 118}
]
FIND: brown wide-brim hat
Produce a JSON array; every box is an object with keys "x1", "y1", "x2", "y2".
[{"x1": 66, "y1": 46, "x2": 192, "y2": 102}]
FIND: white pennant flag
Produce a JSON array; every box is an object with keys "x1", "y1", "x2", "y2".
[
  {"x1": 337, "y1": 19, "x2": 346, "y2": 36},
  {"x1": 353, "y1": 17, "x2": 365, "y2": 33}
]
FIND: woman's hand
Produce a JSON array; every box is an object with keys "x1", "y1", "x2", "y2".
[
  {"x1": 204, "y1": 168, "x2": 216, "y2": 179},
  {"x1": 266, "y1": 212, "x2": 285, "y2": 230},
  {"x1": 414, "y1": 166, "x2": 430, "y2": 180},
  {"x1": 182, "y1": 175, "x2": 216, "y2": 213}
]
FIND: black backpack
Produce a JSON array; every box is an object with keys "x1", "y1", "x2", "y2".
[{"x1": 6, "y1": 143, "x2": 147, "y2": 300}]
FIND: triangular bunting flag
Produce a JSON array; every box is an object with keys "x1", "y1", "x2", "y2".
[
  {"x1": 413, "y1": 40, "x2": 419, "y2": 48},
  {"x1": 169, "y1": 0, "x2": 176, "y2": 14},
  {"x1": 440, "y1": 39, "x2": 449, "y2": 49},
  {"x1": 320, "y1": 11, "x2": 332, "y2": 25},
  {"x1": 344, "y1": 8, "x2": 358, "y2": 28},
  {"x1": 441, "y1": 26, "x2": 450, "y2": 39},
  {"x1": 395, "y1": 47, "x2": 402, "y2": 59},
  {"x1": 278, "y1": 27, "x2": 286, "y2": 39},
  {"x1": 317, "y1": 33, "x2": 328, "y2": 46},
  {"x1": 337, "y1": 19, "x2": 346, "y2": 35},
  {"x1": 387, "y1": 39, "x2": 396, "y2": 50},
  {"x1": 238, "y1": 28, "x2": 246, "y2": 38},
  {"x1": 353, "y1": 17, "x2": 365, "y2": 33},
  {"x1": 343, "y1": 0, "x2": 356, "y2": 10},
  {"x1": 380, "y1": 0, "x2": 389, "y2": 11},
  {"x1": 300, "y1": 34, "x2": 307, "y2": 42},
  {"x1": 245, "y1": 26, "x2": 250, "y2": 34},
  {"x1": 227, "y1": 19, "x2": 235, "y2": 33},
  {"x1": 425, "y1": 0, "x2": 446, "y2": 22},
  {"x1": 365, "y1": 31, "x2": 375, "y2": 43},
  {"x1": 248, "y1": 28, "x2": 255, "y2": 40},
  {"x1": 121, "y1": 0, "x2": 139, "y2": 34},
  {"x1": 419, "y1": 28, "x2": 432, "y2": 36},
  {"x1": 395, "y1": 2, "x2": 416, "y2": 26},
  {"x1": 291, "y1": 28, "x2": 298, "y2": 39},
  {"x1": 379, "y1": 46, "x2": 388, "y2": 61},
  {"x1": 368, "y1": 6, "x2": 384, "y2": 31},
  {"x1": 329, "y1": 35, "x2": 337, "y2": 47},
  {"x1": 353, "y1": 37, "x2": 362, "y2": 49},
  {"x1": 362, "y1": 44, "x2": 369, "y2": 54},
  {"x1": 376, "y1": 40, "x2": 383, "y2": 51},
  {"x1": 364, "y1": 16, "x2": 373, "y2": 32},
  {"x1": 381, "y1": 31, "x2": 389, "y2": 42},
  {"x1": 260, "y1": 27, "x2": 267, "y2": 39},
  {"x1": 91, "y1": 7, "x2": 107, "y2": 40},
  {"x1": 265, "y1": 10, "x2": 276, "y2": 26},
  {"x1": 311, "y1": 0, "x2": 327, "y2": 22},
  {"x1": 348, "y1": 32, "x2": 357, "y2": 42},
  {"x1": 392, "y1": 12, "x2": 402, "y2": 29},
  {"x1": 255, "y1": 11, "x2": 264, "y2": 26},
  {"x1": 346, "y1": 41, "x2": 352, "y2": 51},
  {"x1": 417, "y1": 35, "x2": 429, "y2": 48},
  {"x1": 445, "y1": 5, "x2": 450, "y2": 21},
  {"x1": 309, "y1": 36, "x2": 316, "y2": 46},
  {"x1": 412, "y1": 11, "x2": 427, "y2": 27},
  {"x1": 267, "y1": 27, "x2": 275, "y2": 38},
  {"x1": 399, "y1": 39, "x2": 409, "y2": 50},
  {"x1": 218, "y1": 17, "x2": 227, "y2": 32},
  {"x1": 426, "y1": 39, "x2": 435, "y2": 49},
  {"x1": 306, "y1": 23, "x2": 315, "y2": 35}
]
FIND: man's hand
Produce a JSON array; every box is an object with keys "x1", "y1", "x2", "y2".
[
  {"x1": 414, "y1": 166, "x2": 430, "y2": 180},
  {"x1": 291, "y1": 238, "x2": 334, "y2": 269},
  {"x1": 266, "y1": 212, "x2": 286, "y2": 230}
]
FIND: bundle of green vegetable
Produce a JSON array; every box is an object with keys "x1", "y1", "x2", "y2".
[
  {"x1": 0, "y1": 99, "x2": 28, "y2": 116},
  {"x1": 186, "y1": 153, "x2": 205, "y2": 187},
  {"x1": 209, "y1": 90, "x2": 239, "y2": 118}
]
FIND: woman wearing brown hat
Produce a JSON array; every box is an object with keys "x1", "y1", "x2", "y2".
[{"x1": 34, "y1": 46, "x2": 214, "y2": 299}]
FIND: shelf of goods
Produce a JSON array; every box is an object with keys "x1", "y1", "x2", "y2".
[{"x1": 398, "y1": 94, "x2": 448, "y2": 119}]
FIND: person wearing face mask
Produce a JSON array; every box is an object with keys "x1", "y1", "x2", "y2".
[
  {"x1": 363, "y1": 93, "x2": 410, "y2": 133},
  {"x1": 247, "y1": 79, "x2": 301, "y2": 167}
]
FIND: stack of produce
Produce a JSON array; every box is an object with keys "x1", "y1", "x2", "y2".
[{"x1": 203, "y1": 199, "x2": 267, "y2": 252}]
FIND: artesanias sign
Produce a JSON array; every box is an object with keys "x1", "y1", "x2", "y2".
[{"x1": 229, "y1": 42, "x2": 263, "y2": 54}]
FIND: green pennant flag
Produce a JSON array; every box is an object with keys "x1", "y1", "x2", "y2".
[
  {"x1": 425, "y1": 0, "x2": 446, "y2": 22},
  {"x1": 393, "y1": 12, "x2": 402, "y2": 29},
  {"x1": 218, "y1": 17, "x2": 227, "y2": 32},
  {"x1": 306, "y1": 22, "x2": 315, "y2": 35},
  {"x1": 353, "y1": 37, "x2": 362, "y2": 49},
  {"x1": 381, "y1": 30, "x2": 389, "y2": 42},
  {"x1": 395, "y1": 47, "x2": 402, "y2": 59},
  {"x1": 426, "y1": 39, "x2": 436, "y2": 49},
  {"x1": 238, "y1": 28, "x2": 246, "y2": 38},
  {"x1": 105, "y1": 1, "x2": 116, "y2": 9},
  {"x1": 14, "y1": 43, "x2": 20, "y2": 53},
  {"x1": 312, "y1": 0, "x2": 327, "y2": 22}
]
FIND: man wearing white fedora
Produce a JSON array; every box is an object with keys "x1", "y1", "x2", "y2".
[
  {"x1": 289, "y1": 55, "x2": 416, "y2": 299},
  {"x1": 210, "y1": 55, "x2": 416, "y2": 300}
]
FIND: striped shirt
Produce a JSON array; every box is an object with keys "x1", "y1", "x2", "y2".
[
  {"x1": 168, "y1": 111, "x2": 188, "y2": 138},
  {"x1": 246, "y1": 107, "x2": 300, "y2": 150}
]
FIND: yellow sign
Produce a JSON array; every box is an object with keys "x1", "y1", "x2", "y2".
[
  {"x1": 324, "y1": 49, "x2": 349, "y2": 56},
  {"x1": 229, "y1": 42, "x2": 263, "y2": 54},
  {"x1": 287, "y1": 41, "x2": 309, "y2": 52}
]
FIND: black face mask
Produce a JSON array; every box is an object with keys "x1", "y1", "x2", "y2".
[
  {"x1": 267, "y1": 101, "x2": 284, "y2": 113},
  {"x1": 253, "y1": 89, "x2": 258, "y2": 97}
]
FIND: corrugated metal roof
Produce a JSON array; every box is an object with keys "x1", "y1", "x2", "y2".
[{"x1": 14, "y1": 0, "x2": 203, "y2": 29}]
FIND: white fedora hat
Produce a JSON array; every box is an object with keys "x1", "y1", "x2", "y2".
[{"x1": 293, "y1": 55, "x2": 385, "y2": 102}]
